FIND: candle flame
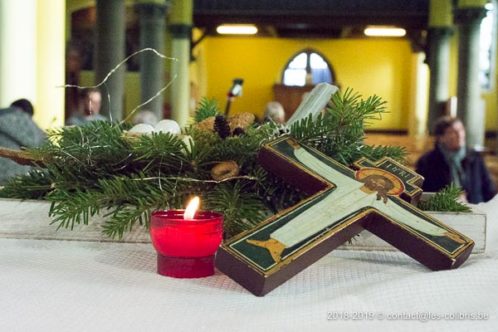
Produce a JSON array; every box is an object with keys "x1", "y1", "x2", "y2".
[{"x1": 184, "y1": 196, "x2": 200, "y2": 220}]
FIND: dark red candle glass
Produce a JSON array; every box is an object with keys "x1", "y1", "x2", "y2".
[{"x1": 150, "y1": 210, "x2": 224, "y2": 278}]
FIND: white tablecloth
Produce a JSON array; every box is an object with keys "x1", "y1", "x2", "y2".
[{"x1": 1, "y1": 197, "x2": 497, "y2": 331}]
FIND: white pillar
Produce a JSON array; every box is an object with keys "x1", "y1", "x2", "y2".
[
  {"x1": 35, "y1": 0, "x2": 66, "y2": 128},
  {"x1": 0, "y1": 0, "x2": 65, "y2": 129},
  {"x1": 0, "y1": 0, "x2": 37, "y2": 107},
  {"x1": 408, "y1": 53, "x2": 430, "y2": 138}
]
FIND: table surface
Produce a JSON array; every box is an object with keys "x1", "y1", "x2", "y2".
[{"x1": 1, "y1": 197, "x2": 497, "y2": 332}]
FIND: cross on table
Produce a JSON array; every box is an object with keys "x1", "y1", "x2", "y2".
[{"x1": 215, "y1": 136, "x2": 474, "y2": 296}]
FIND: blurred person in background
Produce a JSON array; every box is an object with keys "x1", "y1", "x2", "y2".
[
  {"x1": 264, "y1": 101, "x2": 286, "y2": 124},
  {"x1": 0, "y1": 99, "x2": 46, "y2": 185},
  {"x1": 416, "y1": 116, "x2": 496, "y2": 203},
  {"x1": 66, "y1": 88, "x2": 107, "y2": 125}
]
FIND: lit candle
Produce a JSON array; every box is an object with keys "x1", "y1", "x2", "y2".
[{"x1": 150, "y1": 196, "x2": 224, "y2": 278}]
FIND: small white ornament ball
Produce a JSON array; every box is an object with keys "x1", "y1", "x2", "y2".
[
  {"x1": 155, "y1": 119, "x2": 181, "y2": 135},
  {"x1": 128, "y1": 123, "x2": 155, "y2": 135}
]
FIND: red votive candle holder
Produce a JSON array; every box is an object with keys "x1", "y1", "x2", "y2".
[{"x1": 150, "y1": 210, "x2": 224, "y2": 278}]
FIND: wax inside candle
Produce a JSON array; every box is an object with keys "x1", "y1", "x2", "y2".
[{"x1": 150, "y1": 210, "x2": 223, "y2": 257}]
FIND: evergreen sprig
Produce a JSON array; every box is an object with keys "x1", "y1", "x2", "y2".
[
  {"x1": 130, "y1": 132, "x2": 189, "y2": 174},
  {"x1": 102, "y1": 205, "x2": 151, "y2": 239},
  {"x1": 195, "y1": 97, "x2": 219, "y2": 122},
  {"x1": 361, "y1": 145, "x2": 407, "y2": 164},
  {"x1": 418, "y1": 185, "x2": 472, "y2": 212},
  {"x1": 1, "y1": 118, "x2": 275, "y2": 238},
  {"x1": 0, "y1": 89, "x2": 466, "y2": 240},
  {"x1": 204, "y1": 182, "x2": 270, "y2": 236},
  {"x1": 290, "y1": 88, "x2": 405, "y2": 165},
  {"x1": 0, "y1": 169, "x2": 52, "y2": 199}
]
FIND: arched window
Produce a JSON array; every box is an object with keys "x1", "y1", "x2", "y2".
[{"x1": 282, "y1": 49, "x2": 335, "y2": 86}]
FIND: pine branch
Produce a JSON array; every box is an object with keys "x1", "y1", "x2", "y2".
[
  {"x1": 0, "y1": 169, "x2": 52, "y2": 199},
  {"x1": 209, "y1": 126, "x2": 272, "y2": 167},
  {"x1": 29, "y1": 122, "x2": 133, "y2": 181},
  {"x1": 290, "y1": 88, "x2": 402, "y2": 165},
  {"x1": 204, "y1": 182, "x2": 270, "y2": 237},
  {"x1": 130, "y1": 132, "x2": 189, "y2": 174},
  {"x1": 0, "y1": 89, "x2": 414, "y2": 240},
  {"x1": 102, "y1": 205, "x2": 151, "y2": 239},
  {"x1": 194, "y1": 97, "x2": 219, "y2": 122},
  {"x1": 418, "y1": 185, "x2": 471, "y2": 212},
  {"x1": 47, "y1": 174, "x2": 189, "y2": 236},
  {"x1": 48, "y1": 189, "x2": 103, "y2": 230},
  {"x1": 290, "y1": 113, "x2": 329, "y2": 144},
  {"x1": 360, "y1": 145, "x2": 407, "y2": 164},
  {"x1": 253, "y1": 164, "x2": 304, "y2": 213}
]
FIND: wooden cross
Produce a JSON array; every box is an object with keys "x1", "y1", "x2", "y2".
[{"x1": 215, "y1": 136, "x2": 474, "y2": 296}]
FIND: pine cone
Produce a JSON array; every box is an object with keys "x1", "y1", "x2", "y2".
[
  {"x1": 232, "y1": 127, "x2": 245, "y2": 136},
  {"x1": 228, "y1": 112, "x2": 255, "y2": 133},
  {"x1": 214, "y1": 115, "x2": 231, "y2": 139},
  {"x1": 196, "y1": 116, "x2": 216, "y2": 132}
]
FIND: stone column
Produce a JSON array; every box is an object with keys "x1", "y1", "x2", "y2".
[
  {"x1": 454, "y1": 1, "x2": 487, "y2": 148},
  {"x1": 95, "y1": 0, "x2": 125, "y2": 121},
  {"x1": 408, "y1": 52, "x2": 430, "y2": 138},
  {"x1": 170, "y1": 0, "x2": 193, "y2": 127},
  {"x1": 0, "y1": 0, "x2": 65, "y2": 129},
  {"x1": 136, "y1": 1, "x2": 169, "y2": 120},
  {"x1": 0, "y1": 0, "x2": 36, "y2": 106},
  {"x1": 36, "y1": 0, "x2": 65, "y2": 128},
  {"x1": 427, "y1": 0, "x2": 454, "y2": 134}
]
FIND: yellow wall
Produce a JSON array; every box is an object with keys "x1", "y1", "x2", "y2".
[
  {"x1": 458, "y1": 0, "x2": 487, "y2": 7},
  {"x1": 203, "y1": 36, "x2": 413, "y2": 130}
]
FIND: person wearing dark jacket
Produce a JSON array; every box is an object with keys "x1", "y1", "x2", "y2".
[
  {"x1": 0, "y1": 102, "x2": 46, "y2": 185},
  {"x1": 416, "y1": 116, "x2": 496, "y2": 203}
]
